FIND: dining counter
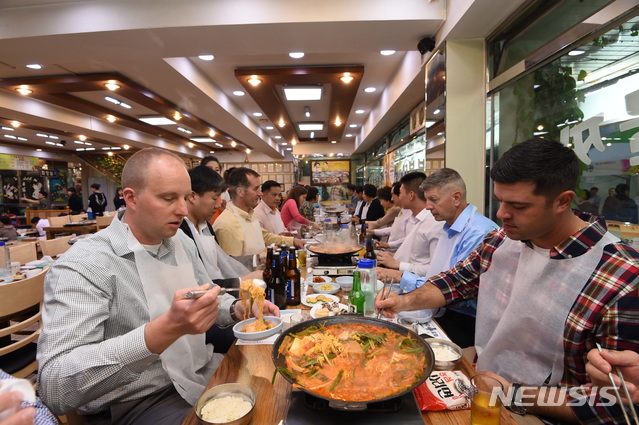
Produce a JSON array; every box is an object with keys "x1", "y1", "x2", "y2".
[{"x1": 181, "y1": 326, "x2": 520, "y2": 425}]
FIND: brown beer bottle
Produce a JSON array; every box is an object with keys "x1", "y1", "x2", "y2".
[
  {"x1": 268, "y1": 255, "x2": 287, "y2": 310},
  {"x1": 364, "y1": 237, "x2": 377, "y2": 263},
  {"x1": 359, "y1": 222, "x2": 367, "y2": 245},
  {"x1": 263, "y1": 246, "x2": 273, "y2": 282},
  {"x1": 286, "y1": 247, "x2": 301, "y2": 305}
]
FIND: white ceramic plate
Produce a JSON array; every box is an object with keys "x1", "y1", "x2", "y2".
[
  {"x1": 310, "y1": 302, "x2": 349, "y2": 318},
  {"x1": 312, "y1": 282, "x2": 340, "y2": 294},
  {"x1": 302, "y1": 293, "x2": 340, "y2": 307},
  {"x1": 233, "y1": 316, "x2": 282, "y2": 341},
  {"x1": 0, "y1": 277, "x2": 14, "y2": 285},
  {"x1": 307, "y1": 275, "x2": 332, "y2": 284}
]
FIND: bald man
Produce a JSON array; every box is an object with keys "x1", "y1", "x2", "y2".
[{"x1": 37, "y1": 148, "x2": 278, "y2": 425}]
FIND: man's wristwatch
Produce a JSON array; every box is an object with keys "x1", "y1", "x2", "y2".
[
  {"x1": 508, "y1": 383, "x2": 527, "y2": 415},
  {"x1": 230, "y1": 298, "x2": 241, "y2": 322}
]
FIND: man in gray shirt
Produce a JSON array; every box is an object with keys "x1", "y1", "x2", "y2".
[{"x1": 37, "y1": 148, "x2": 278, "y2": 425}]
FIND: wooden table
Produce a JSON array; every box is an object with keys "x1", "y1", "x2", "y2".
[
  {"x1": 181, "y1": 333, "x2": 518, "y2": 425},
  {"x1": 43, "y1": 223, "x2": 98, "y2": 240}
]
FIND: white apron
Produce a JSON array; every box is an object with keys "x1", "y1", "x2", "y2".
[
  {"x1": 230, "y1": 202, "x2": 266, "y2": 256},
  {"x1": 475, "y1": 231, "x2": 618, "y2": 385},
  {"x1": 127, "y1": 229, "x2": 217, "y2": 405}
]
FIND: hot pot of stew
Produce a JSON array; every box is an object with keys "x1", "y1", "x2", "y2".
[{"x1": 271, "y1": 315, "x2": 434, "y2": 410}]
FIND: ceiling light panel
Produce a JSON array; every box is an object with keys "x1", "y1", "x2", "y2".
[
  {"x1": 139, "y1": 116, "x2": 176, "y2": 125},
  {"x1": 283, "y1": 86, "x2": 322, "y2": 101},
  {"x1": 298, "y1": 123, "x2": 324, "y2": 131}
]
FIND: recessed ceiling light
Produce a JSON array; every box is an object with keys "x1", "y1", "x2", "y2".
[
  {"x1": 188, "y1": 142, "x2": 194, "y2": 148},
  {"x1": 252, "y1": 112, "x2": 263, "y2": 117},
  {"x1": 425, "y1": 121, "x2": 436, "y2": 128},
  {"x1": 17, "y1": 137, "x2": 27, "y2": 141},
  {"x1": 111, "y1": 147, "x2": 121, "y2": 150},
  {"x1": 10, "y1": 121, "x2": 20, "y2": 127},
  {"x1": 1, "y1": 127, "x2": 14, "y2": 131},
  {"x1": 289, "y1": 52, "x2": 305, "y2": 59},
  {"x1": 380, "y1": 50, "x2": 396, "y2": 56},
  {"x1": 230, "y1": 141, "x2": 237, "y2": 147},
  {"x1": 209, "y1": 150, "x2": 215, "y2": 153},
  {"x1": 291, "y1": 140, "x2": 297, "y2": 146},
  {"x1": 247, "y1": 75, "x2": 262, "y2": 86},
  {"x1": 26, "y1": 64, "x2": 42, "y2": 70},
  {"x1": 139, "y1": 116, "x2": 176, "y2": 125},
  {"x1": 568, "y1": 50, "x2": 586, "y2": 56},
  {"x1": 340, "y1": 72, "x2": 354, "y2": 83},
  {"x1": 433, "y1": 109, "x2": 441, "y2": 115},
  {"x1": 16, "y1": 85, "x2": 32, "y2": 95},
  {"x1": 283, "y1": 86, "x2": 322, "y2": 101},
  {"x1": 355, "y1": 109, "x2": 365, "y2": 114},
  {"x1": 298, "y1": 123, "x2": 323, "y2": 131},
  {"x1": 437, "y1": 132, "x2": 443, "y2": 136},
  {"x1": 364, "y1": 87, "x2": 376, "y2": 93},
  {"x1": 177, "y1": 127, "x2": 192, "y2": 134},
  {"x1": 173, "y1": 111, "x2": 182, "y2": 121},
  {"x1": 4, "y1": 134, "x2": 16, "y2": 139},
  {"x1": 266, "y1": 126, "x2": 274, "y2": 130},
  {"x1": 123, "y1": 145, "x2": 130, "y2": 150},
  {"x1": 281, "y1": 142, "x2": 288, "y2": 146},
  {"x1": 349, "y1": 124, "x2": 357, "y2": 128},
  {"x1": 233, "y1": 91, "x2": 245, "y2": 96},
  {"x1": 36, "y1": 148, "x2": 42, "y2": 151},
  {"x1": 246, "y1": 148, "x2": 251, "y2": 154},
  {"x1": 85, "y1": 147, "x2": 95, "y2": 151},
  {"x1": 198, "y1": 54, "x2": 214, "y2": 61},
  {"x1": 106, "y1": 115, "x2": 117, "y2": 123},
  {"x1": 286, "y1": 148, "x2": 292, "y2": 151},
  {"x1": 76, "y1": 148, "x2": 85, "y2": 151},
  {"x1": 346, "y1": 134, "x2": 353, "y2": 137},
  {"x1": 334, "y1": 117, "x2": 342, "y2": 126},
  {"x1": 215, "y1": 143, "x2": 223, "y2": 147},
  {"x1": 310, "y1": 132, "x2": 314, "y2": 138},
  {"x1": 274, "y1": 135, "x2": 282, "y2": 139},
  {"x1": 331, "y1": 140, "x2": 337, "y2": 144},
  {"x1": 105, "y1": 96, "x2": 120, "y2": 104},
  {"x1": 191, "y1": 137, "x2": 215, "y2": 143},
  {"x1": 104, "y1": 80, "x2": 120, "y2": 91}
]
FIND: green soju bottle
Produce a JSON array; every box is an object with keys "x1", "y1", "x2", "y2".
[{"x1": 348, "y1": 271, "x2": 366, "y2": 314}]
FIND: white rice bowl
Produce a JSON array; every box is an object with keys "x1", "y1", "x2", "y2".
[{"x1": 200, "y1": 395, "x2": 252, "y2": 423}]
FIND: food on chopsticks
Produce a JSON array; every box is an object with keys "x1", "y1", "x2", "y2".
[
  {"x1": 275, "y1": 322, "x2": 426, "y2": 401},
  {"x1": 305, "y1": 294, "x2": 333, "y2": 304},
  {"x1": 200, "y1": 395, "x2": 252, "y2": 422},
  {"x1": 314, "y1": 302, "x2": 348, "y2": 318},
  {"x1": 239, "y1": 279, "x2": 273, "y2": 333}
]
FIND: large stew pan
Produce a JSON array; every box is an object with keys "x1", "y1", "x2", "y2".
[
  {"x1": 271, "y1": 315, "x2": 434, "y2": 410},
  {"x1": 307, "y1": 243, "x2": 361, "y2": 257}
]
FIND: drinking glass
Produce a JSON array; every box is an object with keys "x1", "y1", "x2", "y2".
[{"x1": 470, "y1": 374, "x2": 503, "y2": 425}]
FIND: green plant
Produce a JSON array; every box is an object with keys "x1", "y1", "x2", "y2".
[{"x1": 92, "y1": 155, "x2": 125, "y2": 184}]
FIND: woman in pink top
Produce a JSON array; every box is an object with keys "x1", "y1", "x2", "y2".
[{"x1": 281, "y1": 186, "x2": 314, "y2": 232}]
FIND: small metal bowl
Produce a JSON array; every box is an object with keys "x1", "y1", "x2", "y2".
[
  {"x1": 425, "y1": 338, "x2": 463, "y2": 370},
  {"x1": 195, "y1": 383, "x2": 256, "y2": 425}
]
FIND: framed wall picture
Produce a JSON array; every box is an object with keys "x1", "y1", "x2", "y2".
[
  {"x1": 258, "y1": 163, "x2": 267, "y2": 173},
  {"x1": 267, "y1": 163, "x2": 274, "y2": 173},
  {"x1": 283, "y1": 163, "x2": 291, "y2": 173},
  {"x1": 310, "y1": 160, "x2": 350, "y2": 185},
  {"x1": 283, "y1": 174, "x2": 291, "y2": 184}
]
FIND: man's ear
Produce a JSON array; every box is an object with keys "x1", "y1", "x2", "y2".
[
  {"x1": 555, "y1": 190, "x2": 575, "y2": 212},
  {"x1": 123, "y1": 188, "x2": 136, "y2": 210}
]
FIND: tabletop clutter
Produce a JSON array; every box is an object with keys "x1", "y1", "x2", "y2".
[{"x1": 193, "y1": 231, "x2": 497, "y2": 425}]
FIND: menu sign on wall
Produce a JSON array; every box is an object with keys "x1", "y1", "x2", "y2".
[{"x1": 0, "y1": 154, "x2": 39, "y2": 171}]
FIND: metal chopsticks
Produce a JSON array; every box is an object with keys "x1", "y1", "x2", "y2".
[
  {"x1": 183, "y1": 287, "x2": 239, "y2": 299},
  {"x1": 595, "y1": 343, "x2": 639, "y2": 425},
  {"x1": 376, "y1": 278, "x2": 394, "y2": 319}
]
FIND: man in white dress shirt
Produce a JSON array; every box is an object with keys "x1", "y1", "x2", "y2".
[
  {"x1": 253, "y1": 180, "x2": 286, "y2": 235},
  {"x1": 369, "y1": 182, "x2": 412, "y2": 251},
  {"x1": 377, "y1": 172, "x2": 442, "y2": 277}
]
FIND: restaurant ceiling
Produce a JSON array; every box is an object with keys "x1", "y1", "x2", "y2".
[{"x1": 0, "y1": 0, "x2": 529, "y2": 161}]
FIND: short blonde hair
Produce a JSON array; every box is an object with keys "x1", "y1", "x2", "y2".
[{"x1": 121, "y1": 148, "x2": 184, "y2": 192}]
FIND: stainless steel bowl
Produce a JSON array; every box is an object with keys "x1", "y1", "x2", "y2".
[
  {"x1": 425, "y1": 338, "x2": 463, "y2": 370},
  {"x1": 195, "y1": 383, "x2": 256, "y2": 425}
]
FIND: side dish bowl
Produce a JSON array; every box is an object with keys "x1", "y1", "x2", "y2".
[
  {"x1": 232, "y1": 316, "x2": 282, "y2": 341},
  {"x1": 425, "y1": 338, "x2": 463, "y2": 370},
  {"x1": 312, "y1": 282, "x2": 340, "y2": 294}
]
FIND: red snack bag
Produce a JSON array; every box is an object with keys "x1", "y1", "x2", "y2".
[{"x1": 413, "y1": 370, "x2": 471, "y2": 411}]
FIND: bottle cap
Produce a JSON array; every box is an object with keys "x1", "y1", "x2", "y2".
[
  {"x1": 357, "y1": 258, "x2": 375, "y2": 268},
  {"x1": 324, "y1": 218, "x2": 331, "y2": 222},
  {"x1": 0, "y1": 241, "x2": 5, "y2": 246}
]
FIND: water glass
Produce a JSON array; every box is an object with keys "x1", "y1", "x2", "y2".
[{"x1": 470, "y1": 374, "x2": 503, "y2": 425}]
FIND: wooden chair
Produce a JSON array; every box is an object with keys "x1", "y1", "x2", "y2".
[
  {"x1": 6, "y1": 242, "x2": 38, "y2": 265},
  {"x1": 39, "y1": 234, "x2": 75, "y2": 258},
  {"x1": 25, "y1": 208, "x2": 70, "y2": 226},
  {"x1": 47, "y1": 215, "x2": 71, "y2": 227},
  {"x1": 0, "y1": 271, "x2": 46, "y2": 378},
  {"x1": 70, "y1": 214, "x2": 87, "y2": 222},
  {"x1": 96, "y1": 214, "x2": 115, "y2": 230}
]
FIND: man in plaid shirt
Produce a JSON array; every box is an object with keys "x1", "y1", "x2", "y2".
[{"x1": 377, "y1": 138, "x2": 639, "y2": 424}]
